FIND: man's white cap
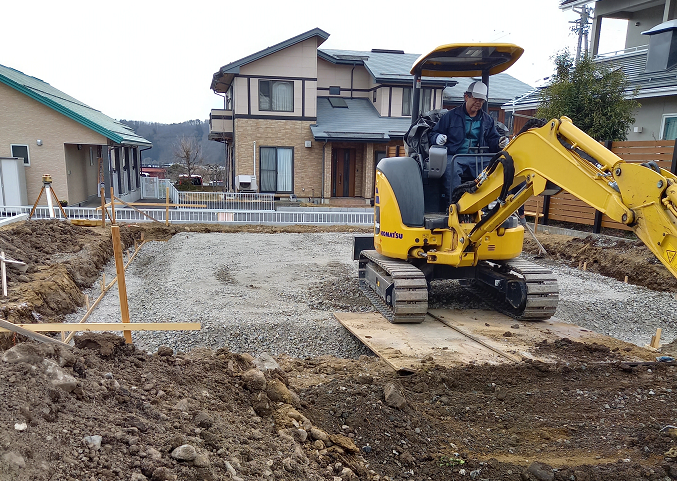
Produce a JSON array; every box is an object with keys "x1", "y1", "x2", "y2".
[{"x1": 466, "y1": 81, "x2": 488, "y2": 101}]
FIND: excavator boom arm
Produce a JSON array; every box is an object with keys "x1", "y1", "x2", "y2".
[{"x1": 457, "y1": 117, "x2": 677, "y2": 278}]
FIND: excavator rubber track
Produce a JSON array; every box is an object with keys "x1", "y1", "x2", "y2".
[
  {"x1": 358, "y1": 250, "x2": 428, "y2": 323},
  {"x1": 472, "y1": 258, "x2": 560, "y2": 320}
]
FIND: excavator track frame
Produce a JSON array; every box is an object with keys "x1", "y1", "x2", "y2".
[
  {"x1": 358, "y1": 250, "x2": 428, "y2": 323},
  {"x1": 469, "y1": 258, "x2": 559, "y2": 320}
]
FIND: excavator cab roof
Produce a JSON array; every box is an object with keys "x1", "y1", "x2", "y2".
[{"x1": 410, "y1": 43, "x2": 524, "y2": 78}]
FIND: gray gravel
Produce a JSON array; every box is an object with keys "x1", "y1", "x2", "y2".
[{"x1": 65, "y1": 232, "x2": 677, "y2": 356}]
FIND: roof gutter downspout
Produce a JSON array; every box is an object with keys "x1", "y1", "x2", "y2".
[
  {"x1": 351, "y1": 63, "x2": 356, "y2": 99},
  {"x1": 322, "y1": 140, "x2": 327, "y2": 200}
]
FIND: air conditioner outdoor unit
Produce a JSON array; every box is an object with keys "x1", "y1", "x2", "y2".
[{"x1": 235, "y1": 174, "x2": 257, "y2": 192}]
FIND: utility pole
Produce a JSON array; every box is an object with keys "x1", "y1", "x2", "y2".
[{"x1": 570, "y1": 5, "x2": 593, "y2": 63}]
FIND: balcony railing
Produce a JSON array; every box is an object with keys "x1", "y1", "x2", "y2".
[
  {"x1": 209, "y1": 109, "x2": 233, "y2": 140},
  {"x1": 594, "y1": 45, "x2": 648, "y2": 61}
]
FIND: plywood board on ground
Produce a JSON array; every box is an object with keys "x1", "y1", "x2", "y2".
[
  {"x1": 335, "y1": 309, "x2": 633, "y2": 374},
  {"x1": 70, "y1": 219, "x2": 101, "y2": 227}
]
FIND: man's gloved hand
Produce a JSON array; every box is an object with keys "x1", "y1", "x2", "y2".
[
  {"x1": 436, "y1": 134, "x2": 447, "y2": 146},
  {"x1": 518, "y1": 215, "x2": 528, "y2": 227},
  {"x1": 499, "y1": 136, "x2": 509, "y2": 149}
]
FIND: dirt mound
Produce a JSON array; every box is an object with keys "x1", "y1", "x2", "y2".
[
  {"x1": 2, "y1": 221, "x2": 677, "y2": 480},
  {"x1": 523, "y1": 233, "x2": 677, "y2": 292},
  {"x1": 0, "y1": 221, "x2": 139, "y2": 344},
  {"x1": 3, "y1": 335, "x2": 677, "y2": 481}
]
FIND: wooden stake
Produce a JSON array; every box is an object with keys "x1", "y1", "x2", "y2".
[
  {"x1": 583, "y1": 261, "x2": 587, "y2": 271},
  {"x1": 165, "y1": 186, "x2": 170, "y2": 226},
  {"x1": 534, "y1": 197, "x2": 541, "y2": 234},
  {"x1": 65, "y1": 239, "x2": 148, "y2": 344},
  {"x1": 0, "y1": 251, "x2": 6, "y2": 298},
  {"x1": 651, "y1": 328, "x2": 662, "y2": 349},
  {"x1": 111, "y1": 226, "x2": 132, "y2": 344},
  {"x1": 624, "y1": 275, "x2": 628, "y2": 284},
  {"x1": 141, "y1": 232, "x2": 145, "y2": 242},
  {"x1": 85, "y1": 294, "x2": 90, "y2": 311},
  {"x1": 110, "y1": 187, "x2": 116, "y2": 225},
  {"x1": 100, "y1": 186, "x2": 106, "y2": 228}
]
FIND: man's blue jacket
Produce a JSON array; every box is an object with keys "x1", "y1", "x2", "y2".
[{"x1": 429, "y1": 104, "x2": 500, "y2": 155}]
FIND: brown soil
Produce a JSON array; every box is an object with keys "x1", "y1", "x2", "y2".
[
  {"x1": 523, "y1": 233, "x2": 677, "y2": 292},
  {"x1": 2, "y1": 222, "x2": 677, "y2": 481}
]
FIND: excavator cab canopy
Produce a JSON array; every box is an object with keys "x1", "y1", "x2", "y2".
[
  {"x1": 410, "y1": 43, "x2": 524, "y2": 78},
  {"x1": 409, "y1": 43, "x2": 523, "y2": 122}
]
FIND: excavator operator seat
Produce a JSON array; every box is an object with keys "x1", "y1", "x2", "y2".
[
  {"x1": 422, "y1": 146, "x2": 448, "y2": 214},
  {"x1": 426, "y1": 146, "x2": 447, "y2": 179}
]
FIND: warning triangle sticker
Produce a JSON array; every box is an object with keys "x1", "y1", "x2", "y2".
[{"x1": 667, "y1": 250, "x2": 677, "y2": 264}]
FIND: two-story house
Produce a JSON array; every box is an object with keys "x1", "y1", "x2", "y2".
[
  {"x1": 0, "y1": 64, "x2": 151, "y2": 207},
  {"x1": 209, "y1": 28, "x2": 532, "y2": 204},
  {"x1": 506, "y1": 0, "x2": 677, "y2": 141}
]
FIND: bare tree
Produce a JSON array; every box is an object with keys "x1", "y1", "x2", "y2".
[
  {"x1": 173, "y1": 136, "x2": 203, "y2": 178},
  {"x1": 202, "y1": 163, "x2": 224, "y2": 186}
]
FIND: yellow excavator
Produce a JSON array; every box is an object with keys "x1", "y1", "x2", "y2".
[{"x1": 354, "y1": 43, "x2": 677, "y2": 323}]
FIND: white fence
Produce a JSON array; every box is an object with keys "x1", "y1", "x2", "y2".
[
  {"x1": 140, "y1": 177, "x2": 275, "y2": 211},
  {"x1": 0, "y1": 206, "x2": 373, "y2": 226}
]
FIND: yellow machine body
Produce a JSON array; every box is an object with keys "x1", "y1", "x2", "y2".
[
  {"x1": 373, "y1": 170, "x2": 524, "y2": 266},
  {"x1": 357, "y1": 42, "x2": 677, "y2": 324}
]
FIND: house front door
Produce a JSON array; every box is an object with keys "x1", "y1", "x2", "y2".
[{"x1": 332, "y1": 148, "x2": 355, "y2": 197}]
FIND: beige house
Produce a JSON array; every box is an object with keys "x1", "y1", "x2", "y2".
[
  {"x1": 0, "y1": 64, "x2": 151, "y2": 207},
  {"x1": 210, "y1": 28, "x2": 531, "y2": 203}
]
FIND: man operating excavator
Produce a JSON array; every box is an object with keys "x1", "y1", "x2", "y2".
[{"x1": 429, "y1": 81, "x2": 509, "y2": 211}]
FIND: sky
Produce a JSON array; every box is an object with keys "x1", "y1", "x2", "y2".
[{"x1": 2, "y1": 0, "x2": 628, "y2": 124}]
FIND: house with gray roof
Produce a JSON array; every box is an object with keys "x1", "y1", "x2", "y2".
[
  {"x1": 209, "y1": 29, "x2": 531, "y2": 203},
  {"x1": 506, "y1": 0, "x2": 677, "y2": 141},
  {"x1": 0, "y1": 64, "x2": 151, "y2": 206}
]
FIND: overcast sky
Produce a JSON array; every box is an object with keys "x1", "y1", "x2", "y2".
[{"x1": 2, "y1": 0, "x2": 627, "y2": 124}]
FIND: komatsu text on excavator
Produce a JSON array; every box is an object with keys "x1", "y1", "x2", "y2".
[{"x1": 354, "y1": 43, "x2": 677, "y2": 323}]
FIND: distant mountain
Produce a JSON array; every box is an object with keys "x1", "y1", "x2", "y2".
[{"x1": 120, "y1": 119, "x2": 225, "y2": 166}]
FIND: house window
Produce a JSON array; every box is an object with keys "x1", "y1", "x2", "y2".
[
  {"x1": 402, "y1": 88, "x2": 431, "y2": 117},
  {"x1": 259, "y1": 80, "x2": 293, "y2": 112},
  {"x1": 403, "y1": 88, "x2": 412, "y2": 116},
  {"x1": 260, "y1": 147, "x2": 293, "y2": 193},
  {"x1": 329, "y1": 86, "x2": 341, "y2": 95},
  {"x1": 10, "y1": 144, "x2": 29, "y2": 166},
  {"x1": 662, "y1": 114, "x2": 677, "y2": 140},
  {"x1": 420, "y1": 89, "x2": 432, "y2": 114}
]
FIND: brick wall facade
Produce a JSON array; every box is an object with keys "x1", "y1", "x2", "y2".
[
  {"x1": 234, "y1": 117, "x2": 406, "y2": 201},
  {"x1": 234, "y1": 118, "x2": 325, "y2": 198}
]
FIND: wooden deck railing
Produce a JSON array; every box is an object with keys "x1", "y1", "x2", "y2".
[{"x1": 523, "y1": 140, "x2": 677, "y2": 233}]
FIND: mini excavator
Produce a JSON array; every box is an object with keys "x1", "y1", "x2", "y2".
[{"x1": 354, "y1": 43, "x2": 677, "y2": 323}]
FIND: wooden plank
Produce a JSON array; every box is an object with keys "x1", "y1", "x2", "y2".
[
  {"x1": 71, "y1": 219, "x2": 101, "y2": 227},
  {"x1": 601, "y1": 217, "x2": 632, "y2": 231},
  {"x1": 334, "y1": 311, "x2": 512, "y2": 373},
  {"x1": 612, "y1": 140, "x2": 675, "y2": 147},
  {"x1": 0, "y1": 319, "x2": 72, "y2": 348},
  {"x1": 0, "y1": 322, "x2": 201, "y2": 332},
  {"x1": 334, "y1": 309, "x2": 634, "y2": 373},
  {"x1": 611, "y1": 153, "x2": 673, "y2": 161},
  {"x1": 549, "y1": 213, "x2": 595, "y2": 225}
]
